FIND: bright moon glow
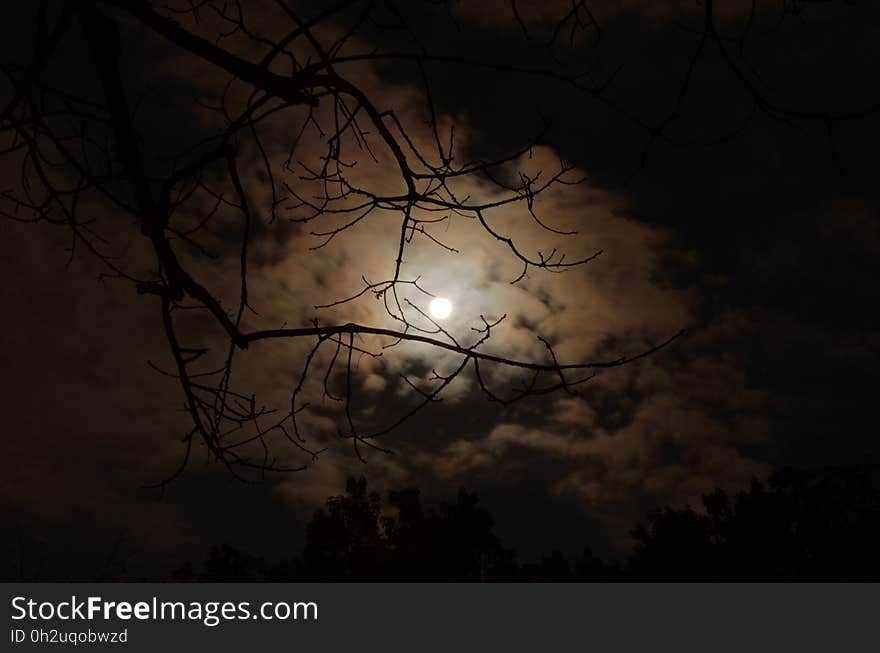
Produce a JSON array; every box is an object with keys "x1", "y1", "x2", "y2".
[{"x1": 429, "y1": 297, "x2": 453, "y2": 320}]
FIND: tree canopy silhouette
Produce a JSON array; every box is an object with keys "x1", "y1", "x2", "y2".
[
  {"x1": 175, "y1": 476, "x2": 512, "y2": 581},
  {"x1": 629, "y1": 463, "x2": 880, "y2": 580},
  {"x1": 301, "y1": 478, "x2": 508, "y2": 580},
  {"x1": 174, "y1": 462, "x2": 880, "y2": 582}
]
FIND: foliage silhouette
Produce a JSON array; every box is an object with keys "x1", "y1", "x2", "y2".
[
  {"x1": 629, "y1": 463, "x2": 880, "y2": 580},
  {"x1": 175, "y1": 462, "x2": 880, "y2": 581}
]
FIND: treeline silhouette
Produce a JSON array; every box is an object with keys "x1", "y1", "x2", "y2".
[{"x1": 174, "y1": 463, "x2": 880, "y2": 581}]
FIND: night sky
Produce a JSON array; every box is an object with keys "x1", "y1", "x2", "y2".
[{"x1": 2, "y1": 0, "x2": 879, "y2": 580}]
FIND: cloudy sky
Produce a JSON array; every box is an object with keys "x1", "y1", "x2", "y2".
[{"x1": 2, "y1": 0, "x2": 879, "y2": 578}]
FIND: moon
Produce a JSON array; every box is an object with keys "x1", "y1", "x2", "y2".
[{"x1": 429, "y1": 297, "x2": 453, "y2": 320}]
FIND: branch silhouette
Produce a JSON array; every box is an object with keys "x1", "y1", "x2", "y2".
[{"x1": 1, "y1": 0, "x2": 694, "y2": 484}]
